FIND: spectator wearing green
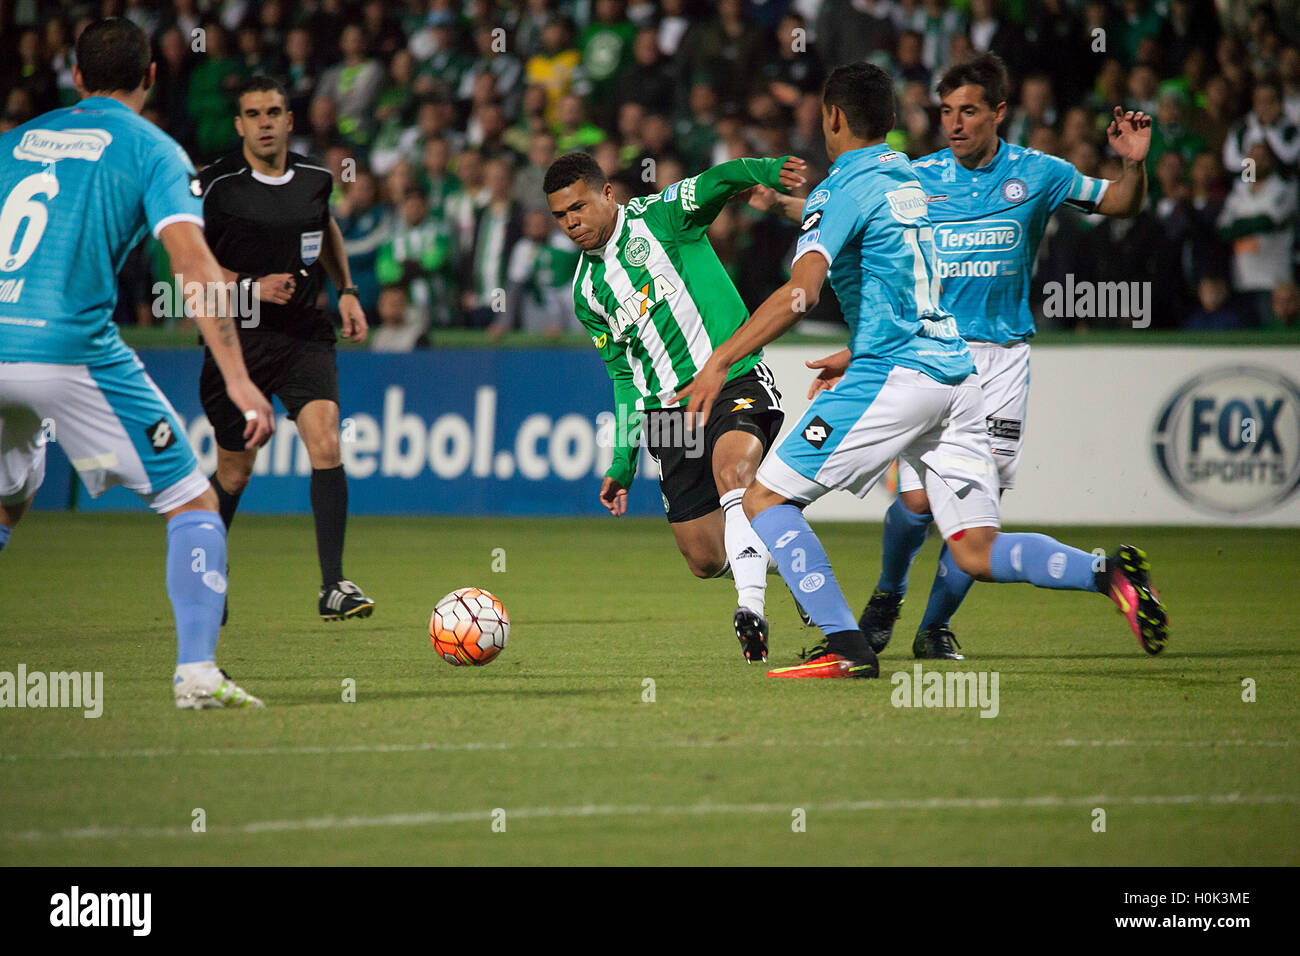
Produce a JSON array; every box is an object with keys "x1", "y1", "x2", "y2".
[
  {"x1": 317, "y1": 24, "x2": 383, "y2": 147},
  {"x1": 578, "y1": 0, "x2": 636, "y2": 125},
  {"x1": 412, "y1": 12, "x2": 472, "y2": 100},
  {"x1": 1149, "y1": 91, "x2": 1206, "y2": 178},
  {"x1": 554, "y1": 93, "x2": 605, "y2": 153},
  {"x1": 187, "y1": 23, "x2": 244, "y2": 161},
  {"x1": 377, "y1": 189, "x2": 458, "y2": 330},
  {"x1": 506, "y1": 211, "x2": 582, "y2": 337},
  {"x1": 418, "y1": 137, "x2": 465, "y2": 216}
]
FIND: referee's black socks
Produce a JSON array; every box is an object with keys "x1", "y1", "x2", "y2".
[
  {"x1": 311, "y1": 465, "x2": 348, "y2": 586},
  {"x1": 212, "y1": 477, "x2": 242, "y2": 530}
]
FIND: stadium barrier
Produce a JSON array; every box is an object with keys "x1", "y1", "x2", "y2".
[{"x1": 34, "y1": 345, "x2": 1300, "y2": 526}]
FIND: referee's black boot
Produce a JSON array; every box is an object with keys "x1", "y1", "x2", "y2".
[{"x1": 319, "y1": 579, "x2": 375, "y2": 621}]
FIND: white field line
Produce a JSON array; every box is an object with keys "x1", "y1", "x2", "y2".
[
  {"x1": 5, "y1": 793, "x2": 1297, "y2": 842},
  {"x1": 0, "y1": 737, "x2": 1290, "y2": 762}
]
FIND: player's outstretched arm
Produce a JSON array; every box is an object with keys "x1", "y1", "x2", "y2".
[
  {"x1": 1095, "y1": 106, "x2": 1151, "y2": 218},
  {"x1": 676, "y1": 252, "x2": 830, "y2": 427},
  {"x1": 160, "y1": 221, "x2": 274, "y2": 449},
  {"x1": 680, "y1": 156, "x2": 808, "y2": 228}
]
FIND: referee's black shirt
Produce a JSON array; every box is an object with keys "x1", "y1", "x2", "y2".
[{"x1": 198, "y1": 150, "x2": 336, "y2": 343}]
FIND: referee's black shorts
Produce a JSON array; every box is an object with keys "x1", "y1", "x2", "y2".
[
  {"x1": 200, "y1": 330, "x2": 339, "y2": 452},
  {"x1": 647, "y1": 362, "x2": 784, "y2": 524}
]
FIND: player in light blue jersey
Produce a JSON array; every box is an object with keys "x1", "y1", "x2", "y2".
[
  {"x1": 815, "y1": 53, "x2": 1155, "y2": 661},
  {"x1": 680, "y1": 63, "x2": 1167, "y2": 679},
  {"x1": 0, "y1": 18, "x2": 276, "y2": 708}
]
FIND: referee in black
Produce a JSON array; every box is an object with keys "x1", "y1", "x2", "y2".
[{"x1": 198, "y1": 75, "x2": 374, "y2": 622}]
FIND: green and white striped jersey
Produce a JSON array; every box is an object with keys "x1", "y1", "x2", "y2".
[{"x1": 571, "y1": 156, "x2": 789, "y2": 487}]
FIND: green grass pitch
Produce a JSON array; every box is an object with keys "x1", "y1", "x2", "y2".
[{"x1": 1, "y1": 514, "x2": 1296, "y2": 865}]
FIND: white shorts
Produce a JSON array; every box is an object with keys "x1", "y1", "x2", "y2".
[
  {"x1": 0, "y1": 357, "x2": 209, "y2": 513},
  {"x1": 899, "y1": 340, "x2": 1029, "y2": 494},
  {"x1": 757, "y1": 362, "x2": 1001, "y2": 539}
]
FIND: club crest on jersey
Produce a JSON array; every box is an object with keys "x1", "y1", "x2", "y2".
[
  {"x1": 1001, "y1": 178, "x2": 1028, "y2": 203},
  {"x1": 625, "y1": 236, "x2": 651, "y2": 267},
  {"x1": 300, "y1": 230, "x2": 323, "y2": 265},
  {"x1": 804, "y1": 189, "x2": 830, "y2": 212}
]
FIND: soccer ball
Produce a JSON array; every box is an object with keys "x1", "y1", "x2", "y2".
[{"x1": 430, "y1": 587, "x2": 510, "y2": 666}]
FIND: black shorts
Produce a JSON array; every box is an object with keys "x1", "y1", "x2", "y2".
[
  {"x1": 647, "y1": 362, "x2": 784, "y2": 523},
  {"x1": 200, "y1": 331, "x2": 339, "y2": 451}
]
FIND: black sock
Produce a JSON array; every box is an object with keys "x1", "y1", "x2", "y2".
[
  {"x1": 212, "y1": 477, "x2": 242, "y2": 530},
  {"x1": 311, "y1": 465, "x2": 348, "y2": 586}
]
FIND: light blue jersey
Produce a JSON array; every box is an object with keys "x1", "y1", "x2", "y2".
[
  {"x1": 0, "y1": 97, "x2": 204, "y2": 365},
  {"x1": 911, "y1": 140, "x2": 1108, "y2": 344},
  {"x1": 794, "y1": 143, "x2": 973, "y2": 386}
]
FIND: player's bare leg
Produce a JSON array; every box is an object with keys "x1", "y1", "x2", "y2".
[
  {"x1": 0, "y1": 495, "x2": 32, "y2": 553},
  {"x1": 296, "y1": 399, "x2": 373, "y2": 621},
  {"x1": 669, "y1": 510, "x2": 728, "y2": 579},
  {"x1": 712, "y1": 429, "x2": 774, "y2": 662},
  {"x1": 0, "y1": 496, "x2": 31, "y2": 528}
]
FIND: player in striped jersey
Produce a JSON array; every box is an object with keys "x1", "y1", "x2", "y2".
[{"x1": 544, "y1": 151, "x2": 806, "y2": 662}]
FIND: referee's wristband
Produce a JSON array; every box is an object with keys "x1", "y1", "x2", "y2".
[{"x1": 339, "y1": 286, "x2": 360, "y2": 299}]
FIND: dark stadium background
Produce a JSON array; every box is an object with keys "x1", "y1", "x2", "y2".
[{"x1": 3, "y1": 0, "x2": 1299, "y2": 338}]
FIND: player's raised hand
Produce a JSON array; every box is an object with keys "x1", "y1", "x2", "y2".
[
  {"x1": 254, "y1": 273, "x2": 296, "y2": 305},
  {"x1": 674, "y1": 359, "x2": 726, "y2": 431},
  {"x1": 340, "y1": 295, "x2": 369, "y2": 344},
  {"x1": 806, "y1": 348, "x2": 851, "y2": 399},
  {"x1": 1106, "y1": 106, "x2": 1152, "y2": 163},
  {"x1": 778, "y1": 156, "x2": 808, "y2": 192},
  {"x1": 226, "y1": 376, "x2": 275, "y2": 450},
  {"x1": 599, "y1": 476, "x2": 628, "y2": 517}
]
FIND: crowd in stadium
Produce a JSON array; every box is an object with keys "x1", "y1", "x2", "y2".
[{"x1": 3, "y1": 0, "x2": 1299, "y2": 343}]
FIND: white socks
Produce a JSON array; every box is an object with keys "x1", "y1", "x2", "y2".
[{"x1": 720, "y1": 488, "x2": 769, "y2": 615}]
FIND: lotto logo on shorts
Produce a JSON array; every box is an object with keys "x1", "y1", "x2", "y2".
[
  {"x1": 803, "y1": 417, "x2": 833, "y2": 449},
  {"x1": 144, "y1": 418, "x2": 176, "y2": 452}
]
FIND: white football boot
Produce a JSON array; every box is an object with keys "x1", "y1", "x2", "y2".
[{"x1": 173, "y1": 662, "x2": 264, "y2": 709}]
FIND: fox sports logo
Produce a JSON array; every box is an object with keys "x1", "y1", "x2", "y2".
[{"x1": 1153, "y1": 366, "x2": 1300, "y2": 516}]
